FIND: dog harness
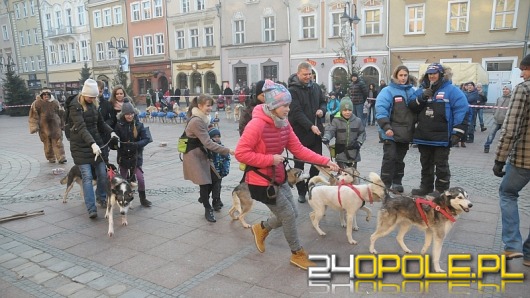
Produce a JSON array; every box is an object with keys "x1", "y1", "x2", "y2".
[
  {"x1": 107, "y1": 166, "x2": 116, "y2": 180},
  {"x1": 414, "y1": 197, "x2": 456, "y2": 227},
  {"x1": 337, "y1": 182, "x2": 373, "y2": 208}
]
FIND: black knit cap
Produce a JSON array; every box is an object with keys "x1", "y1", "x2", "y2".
[{"x1": 255, "y1": 80, "x2": 266, "y2": 97}]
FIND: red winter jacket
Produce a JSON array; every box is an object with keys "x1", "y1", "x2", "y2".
[{"x1": 235, "y1": 104, "x2": 330, "y2": 186}]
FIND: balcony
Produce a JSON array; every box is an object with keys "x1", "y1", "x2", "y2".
[{"x1": 45, "y1": 26, "x2": 73, "y2": 39}]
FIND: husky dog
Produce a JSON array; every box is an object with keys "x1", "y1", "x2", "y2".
[
  {"x1": 105, "y1": 171, "x2": 136, "y2": 237},
  {"x1": 229, "y1": 168, "x2": 309, "y2": 228},
  {"x1": 60, "y1": 164, "x2": 117, "y2": 204},
  {"x1": 308, "y1": 172, "x2": 386, "y2": 245},
  {"x1": 369, "y1": 187, "x2": 472, "y2": 273}
]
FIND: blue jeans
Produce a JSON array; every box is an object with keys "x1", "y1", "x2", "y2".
[
  {"x1": 484, "y1": 124, "x2": 502, "y2": 148},
  {"x1": 498, "y1": 163, "x2": 530, "y2": 259},
  {"x1": 353, "y1": 103, "x2": 365, "y2": 125},
  {"x1": 79, "y1": 162, "x2": 108, "y2": 213}
]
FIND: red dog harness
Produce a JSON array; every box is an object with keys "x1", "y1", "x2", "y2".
[
  {"x1": 414, "y1": 197, "x2": 456, "y2": 227},
  {"x1": 107, "y1": 166, "x2": 116, "y2": 180},
  {"x1": 337, "y1": 182, "x2": 373, "y2": 208}
]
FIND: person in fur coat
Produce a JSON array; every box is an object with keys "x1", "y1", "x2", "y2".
[
  {"x1": 28, "y1": 89, "x2": 67, "y2": 163},
  {"x1": 182, "y1": 95, "x2": 234, "y2": 223}
]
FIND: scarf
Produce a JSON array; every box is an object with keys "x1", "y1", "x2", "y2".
[
  {"x1": 114, "y1": 101, "x2": 123, "y2": 111},
  {"x1": 262, "y1": 105, "x2": 288, "y2": 128}
]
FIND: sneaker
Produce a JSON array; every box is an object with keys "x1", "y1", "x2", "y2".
[
  {"x1": 298, "y1": 195, "x2": 306, "y2": 203},
  {"x1": 504, "y1": 251, "x2": 523, "y2": 260},
  {"x1": 89, "y1": 211, "x2": 97, "y2": 219},
  {"x1": 290, "y1": 248, "x2": 316, "y2": 270},
  {"x1": 96, "y1": 199, "x2": 107, "y2": 208},
  {"x1": 484, "y1": 147, "x2": 489, "y2": 153},
  {"x1": 524, "y1": 259, "x2": 530, "y2": 267},
  {"x1": 411, "y1": 187, "x2": 433, "y2": 196},
  {"x1": 251, "y1": 222, "x2": 269, "y2": 253},
  {"x1": 391, "y1": 184, "x2": 404, "y2": 193},
  {"x1": 58, "y1": 159, "x2": 67, "y2": 164}
]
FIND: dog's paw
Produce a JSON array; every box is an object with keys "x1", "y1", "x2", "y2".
[
  {"x1": 318, "y1": 231, "x2": 327, "y2": 236},
  {"x1": 341, "y1": 222, "x2": 346, "y2": 228},
  {"x1": 404, "y1": 248, "x2": 412, "y2": 254},
  {"x1": 348, "y1": 239, "x2": 358, "y2": 245},
  {"x1": 352, "y1": 226, "x2": 359, "y2": 231},
  {"x1": 369, "y1": 249, "x2": 378, "y2": 254},
  {"x1": 243, "y1": 223, "x2": 251, "y2": 228},
  {"x1": 122, "y1": 220, "x2": 128, "y2": 226},
  {"x1": 420, "y1": 248, "x2": 428, "y2": 255},
  {"x1": 434, "y1": 268, "x2": 446, "y2": 273},
  {"x1": 108, "y1": 230, "x2": 114, "y2": 237}
]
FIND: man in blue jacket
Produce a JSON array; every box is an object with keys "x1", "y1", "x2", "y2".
[{"x1": 409, "y1": 63, "x2": 469, "y2": 196}]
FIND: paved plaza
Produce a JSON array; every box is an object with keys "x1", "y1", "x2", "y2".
[{"x1": 0, "y1": 109, "x2": 528, "y2": 297}]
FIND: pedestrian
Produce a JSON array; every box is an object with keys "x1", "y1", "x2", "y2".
[
  {"x1": 484, "y1": 84, "x2": 511, "y2": 153},
  {"x1": 184, "y1": 86, "x2": 190, "y2": 107},
  {"x1": 182, "y1": 95, "x2": 234, "y2": 223},
  {"x1": 463, "y1": 81, "x2": 480, "y2": 143},
  {"x1": 409, "y1": 63, "x2": 469, "y2": 196},
  {"x1": 97, "y1": 80, "x2": 114, "y2": 162},
  {"x1": 375, "y1": 65, "x2": 418, "y2": 193},
  {"x1": 223, "y1": 83, "x2": 234, "y2": 106},
  {"x1": 146, "y1": 89, "x2": 152, "y2": 107},
  {"x1": 111, "y1": 100, "x2": 153, "y2": 207},
  {"x1": 287, "y1": 61, "x2": 327, "y2": 203},
  {"x1": 326, "y1": 92, "x2": 340, "y2": 124},
  {"x1": 322, "y1": 97, "x2": 366, "y2": 168},
  {"x1": 28, "y1": 88, "x2": 68, "y2": 164},
  {"x1": 208, "y1": 126, "x2": 230, "y2": 211},
  {"x1": 378, "y1": 79, "x2": 388, "y2": 93},
  {"x1": 332, "y1": 82, "x2": 344, "y2": 99},
  {"x1": 492, "y1": 53, "x2": 530, "y2": 266},
  {"x1": 66, "y1": 79, "x2": 119, "y2": 218},
  {"x1": 174, "y1": 87, "x2": 181, "y2": 107},
  {"x1": 367, "y1": 83, "x2": 378, "y2": 126},
  {"x1": 347, "y1": 72, "x2": 369, "y2": 122},
  {"x1": 476, "y1": 83, "x2": 488, "y2": 132},
  {"x1": 109, "y1": 85, "x2": 134, "y2": 129},
  {"x1": 235, "y1": 79, "x2": 339, "y2": 270}
]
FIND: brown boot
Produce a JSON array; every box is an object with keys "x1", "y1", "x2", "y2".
[
  {"x1": 251, "y1": 222, "x2": 269, "y2": 253},
  {"x1": 290, "y1": 248, "x2": 316, "y2": 270},
  {"x1": 460, "y1": 142, "x2": 466, "y2": 148}
]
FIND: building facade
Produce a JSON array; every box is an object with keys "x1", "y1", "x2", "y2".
[{"x1": 0, "y1": 3, "x2": 17, "y2": 102}]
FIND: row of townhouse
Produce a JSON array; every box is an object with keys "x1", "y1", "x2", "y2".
[{"x1": 0, "y1": 0, "x2": 528, "y2": 104}]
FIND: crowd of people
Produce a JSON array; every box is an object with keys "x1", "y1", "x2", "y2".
[{"x1": 26, "y1": 55, "x2": 530, "y2": 269}]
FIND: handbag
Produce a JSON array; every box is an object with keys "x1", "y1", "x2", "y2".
[{"x1": 178, "y1": 130, "x2": 188, "y2": 153}]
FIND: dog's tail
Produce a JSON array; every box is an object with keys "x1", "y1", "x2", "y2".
[
  {"x1": 308, "y1": 176, "x2": 330, "y2": 200},
  {"x1": 368, "y1": 172, "x2": 386, "y2": 201},
  {"x1": 60, "y1": 175, "x2": 68, "y2": 185}
]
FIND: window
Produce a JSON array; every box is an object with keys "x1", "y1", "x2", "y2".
[
  {"x1": 93, "y1": 11, "x2": 102, "y2": 28},
  {"x1": 330, "y1": 12, "x2": 342, "y2": 37},
  {"x1": 22, "y1": 2, "x2": 28, "y2": 17},
  {"x1": 103, "y1": 8, "x2": 112, "y2": 26},
  {"x1": 49, "y1": 45, "x2": 57, "y2": 64},
  {"x1": 181, "y1": 0, "x2": 190, "y2": 13},
  {"x1": 37, "y1": 55, "x2": 42, "y2": 69},
  {"x1": 96, "y1": 42, "x2": 104, "y2": 61},
  {"x1": 406, "y1": 4, "x2": 425, "y2": 34},
  {"x1": 144, "y1": 35, "x2": 154, "y2": 55},
  {"x1": 133, "y1": 37, "x2": 142, "y2": 56},
  {"x1": 2, "y1": 25, "x2": 9, "y2": 40},
  {"x1": 69, "y1": 43, "x2": 77, "y2": 62},
  {"x1": 234, "y1": 20, "x2": 245, "y2": 44},
  {"x1": 301, "y1": 15, "x2": 315, "y2": 39},
  {"x1": 448, "y1": 1, "x2": 469, "y2": 32},
  {"x1": 131, "y1": 3, "x2": 140, "y2": 21},
  {"x1": 55, "y1": 10, "x2": 62, "y2": 28},
  {"x1": 263, "y1": 65, "x2": 278, "y2": 81},
  {"x1": 196, "y1": 0, "x2": 204, "y2": 11},
  {"x1": 19, "y1": 31, "x2": 25, "y2": 46},
  {"x1": 45, "y1": 13, "x2": 52, "y2": 31},
  {"x1": 486, "y1": 60, "x2": 513, "y2": 71},
  {"x1": 493, "y1": 0, "x2": 517, "y2": 29},
  {"x1": 33, "y1": 28, "x2": 39, "y2": 44},
  {"x1": 142, "y1": 0, "x2": 152, "y2": 19},
  {"x1": 14, "y1": 4, "x2": 20, "y2": 19},
  {"x1": 364, "y1": 8, "x2": 381, "y2": 35},
  {"x1": 204, "y1": 27, "x2": 214, "y2": 47},
  {"x1": 80, "y1": 40, "x2": 89, "y2": 61},
  {"x1": 263, "y1": 16, "x2": 275, "y2": 42},
  {"x1": 113, "y1": 6, "x2": 123, "y2": 24},
  {"x1": 30, "y1": 0, "x2": 35, "y2": 16},
  {"x1": 190, "y1": 28, "x2": 199, "y2": 48},
  {"x1": 30, "y1": 56, "x2": 35, "y2": 70},
  {"x1": 23, "y1": 57, "x2": 28, "y2": 72},
  {"x1": 154, "y1": 0, "x2": 163, "y2": 17},
  {"x1": 155, "y1": 33, "x2": 164, "y2": 54},
  {"x1": 107, "y1": 41, "x2": 115, "y2": 60},
  {"x1": 66, "y1": 9, "x2": 73, "y2": 27},
  {"x1": 77, "y1": 5, "x2": 86, "y2": 26},
  {"x1": 176, "y1": 30, "x2": 185, "y2": 49},
  {"x1": 60, "y1": 44, "x2": 67, "y2": 63},
  {"x1": 26, "y1": 30, "x2": 31, "y2": 45}
]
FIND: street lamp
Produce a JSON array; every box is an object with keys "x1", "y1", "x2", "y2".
[
  {"x1": 341, "y1": 2, "x2": 361, "y2": 26},
  {"x1": 109, "y1": 37, "x2": 128, "y2": 85},
  {"x1": 340, "y1": 2, "x2": 361, "y2": 75}
]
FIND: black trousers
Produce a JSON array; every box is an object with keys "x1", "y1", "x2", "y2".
[
  {"x1": 380, "y1": 140, "x2": 409, "y2": 187},
  {"x1": 294, "y1": 142, "x2": 322, "y2": 196},
  {"x1": 417, "y1": 145, "x2": 451, "y2": 192},
  {"x1": 199, "y1": 169, "x2": 220, "y2": 209}
]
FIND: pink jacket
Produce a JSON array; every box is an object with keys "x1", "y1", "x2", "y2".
[{"x1": 235, "y1": 105, "x2": 330, "y2": 186}]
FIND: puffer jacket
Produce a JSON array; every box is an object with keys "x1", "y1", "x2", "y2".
[
  {"x1": 375, "y1": 81, "x2": 418, "y2": 143},
  {"x1": 235, "y1": 104, "x2": 330, "y2": 187},
  {"x1": 68, "y1": 95, "x2": 114, "y2": 165},
  {"x1": 113, "y1": 115, "x2": 150, "y2": 168},
  {"x1": 287, "y1": 73, "x2": 327, "y2": 148},
  {"x1": 348, "y1": 80, "x2": 369, "y2": 104},
  {"x1": 322, "y1": 114, "x2": 366, "y2": 163}
]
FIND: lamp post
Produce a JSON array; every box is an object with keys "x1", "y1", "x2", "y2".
[
  {"x1": 340, "y1": 2, "x2": 361, "y2": 76},
  {"x1": 109, "y1": 37, "x2": 128, "y2": 85}
]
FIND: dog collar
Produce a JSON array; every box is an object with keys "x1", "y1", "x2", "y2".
[{"x1": 414, "y1": 197, "x2": 456, "y2": 227}]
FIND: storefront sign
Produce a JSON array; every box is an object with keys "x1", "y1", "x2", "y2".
[
  {"x1": 364, "y1": 57, "x2": 377, "y2": 63},
  {"x1": 306, "y1": 59, "x2": 317, "y2": 66},
  {"x1": 333, "y1": 58, "x2": 347, "y2": 64}
]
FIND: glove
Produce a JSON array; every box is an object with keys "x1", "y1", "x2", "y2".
[
  {"x1": 422, "y1": 88, "x2": 433, "y2": 100},
  {"x1": 110, "y1": 132, "x2": 120, "y2": 142},
  {"x1": 91, "y1": 143, "x2": 101, "y2": 160},
  {"x1": 322, "y1": 138, "x2": 330, "y2": 145},
  {"x1": 493, "y1": 160, "x2": 506, "y2": 177},
  {"x1": 450, "y1": 135, "x2": 461, "y2": 147}
]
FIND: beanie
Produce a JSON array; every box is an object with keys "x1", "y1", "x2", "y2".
[
  {"x1": 263, "y1": 79, "x2": 292, "y2": 110},
  {"x1": 340, "y1": 97, "x2": 353, "y2": 111},
  {"x1": 520, "y1": 54, "x2": 530, "y2": 69},
  {"x1": 208, "y1": 127, "x2": 221, "y2": 138},
  {"x1": 255, "y1": 80, "x2": 266, "y2": 98},
  {"x1": 81, "y1": 79, "x2": 99, "y2": 97},
  {"x1": 121, "y1": 101, "x2": 136, "y2": 115}
]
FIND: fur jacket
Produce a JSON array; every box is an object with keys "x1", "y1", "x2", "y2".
[{"x1": 28, "y1": 94, "x2": 64, "y2": 140}]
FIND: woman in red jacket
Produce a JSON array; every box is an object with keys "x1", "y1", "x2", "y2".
[{"x1": 235, "y1": 80, "x2": 339, "y2": 270}]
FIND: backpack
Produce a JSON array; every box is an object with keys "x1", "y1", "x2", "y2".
[{"x1": 63, "y1": 94, "x2": 77, "y2": 140}]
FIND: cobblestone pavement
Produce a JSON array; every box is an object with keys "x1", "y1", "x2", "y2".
[{"x1": 0, "y1": 110, "x2": 528, "y2": 297}]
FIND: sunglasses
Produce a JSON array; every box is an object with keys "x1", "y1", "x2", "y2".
[{"x1": 41, "y1": 92, "x2": 51, "y2": 96}]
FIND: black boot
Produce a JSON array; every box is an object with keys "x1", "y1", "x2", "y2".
[
  {"x1": 205, "y1": 208, "x2": 216, "y2": 222},
  {"x1": 212, "y1": 199, "x2": 222, "y2": 211},
  {"x1": 139, "y1": 191, "x2": 152, "y2": 207}
]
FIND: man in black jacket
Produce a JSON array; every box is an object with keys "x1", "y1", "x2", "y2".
[{"x1": 288, "y1": 62, "x2": 327, "y2": 203}]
